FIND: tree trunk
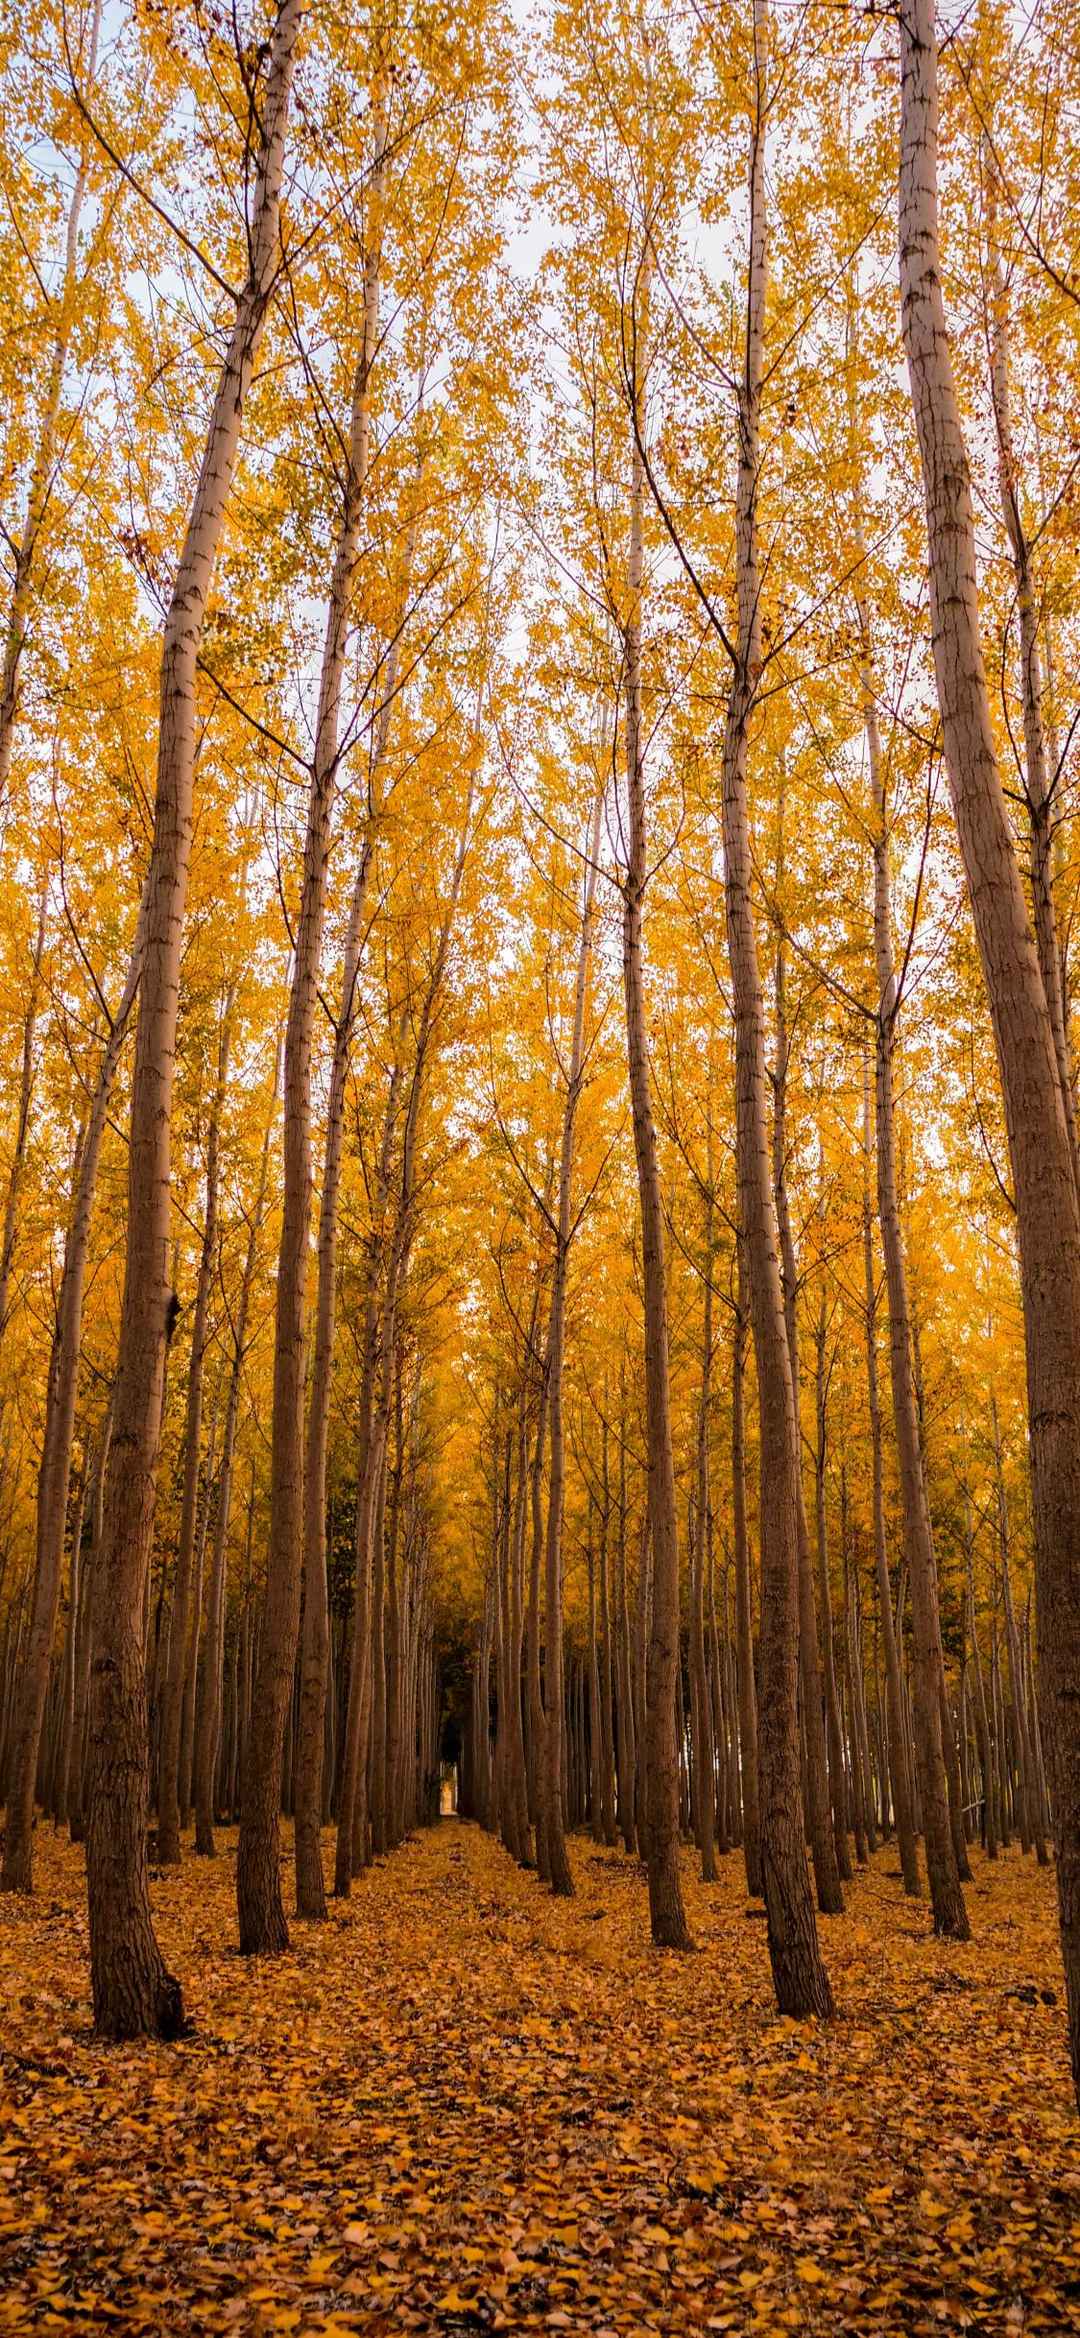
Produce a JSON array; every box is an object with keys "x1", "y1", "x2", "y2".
[
  {"x1": 85, "y1": 0, "x2": 301, "y2": 2037},
  {"x1": 621, "y1": 270, "x2": 691, "y2": 1953},
  {"x1": 614, "y1": 1386, "x2": 637, "y2": 1855},
  {"x1": 633, "y1": 1512, "x2": 649, "y2": 1859},
  {"x1": 68, "y1": 1395, "x2": 112, "y2": 1843},
  {"x1": 587, "y1": 1534, "x2": 601, "y2": 1839},
  {"x1": 2, "y1": 903, "x2": 145, "y2": 1895},
  {"x1": 293, "y1": 97, "x2": 394, "y2": 1917},
  {"x1": 992, "y1": 1399, "x2": 1046, "y2": 1865},
  {"x1": 772, "y1": 929, "x2": 844, "y2": 1917},
  {"x1": 858, "y1": 1050, "x2": 920, "y2": 1891},
  {"x1": 526, "y1": 1348, "x2": 550, "y2": 1849},
  {"x1": 193, "y1": 1045, "x2": 279, "y2": 1855},
  {"x1": 333, "y1": 1074, "x2": 399, "y2": 1897},
  {"x1": 369, "y1": 1346, "x2": 390, "y2": 1859},
  {"x1": 900, "y1": 0, "x2": 1080, "y2": 2056},
  {"x1": 597, "y1": 1419, "x2": 617, "y2": 1847},
  {"x1": 718, "y1": 0, "x2": 831, "y2": 2017},
  {"x1": 55, "y1": 1463, "x2": 88, "y2": 1827},
  {"x1": 238, "y1": 67, "x2": 387, "y2": 1954},
  {"x1": 506, "y1": 1385, "x2": 533, "y2": 1861},
  {"x1": 157, "y1": 1001, "x2": 230, "y2": 1863},
  {"x1": 732, "y1": 1237, "x2": 762, "y2": 1896},
  {"x1": 335, "y1": 1428, "x2": 377, "y2": 1891},
  {"x1": 691, "y1": 1179, "x2": 717, "y2": 1881},
  {"x1": 543, "y1": 795, "x2": 602, "y2": 1900},
  {"x1": 813, "y1": 1297, "x2": 851, "y2": 1880},
  {"x1": 867, "y1": 676, "x2": 967, "y2": 1935}
]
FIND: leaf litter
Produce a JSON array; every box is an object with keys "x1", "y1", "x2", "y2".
[{"x1": 1, "y1": 1823, "x2": 1077, "y2": 2335}]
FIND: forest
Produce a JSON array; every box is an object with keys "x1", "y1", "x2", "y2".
[{"x1": 0, "y1": 0, "x2": 1079, "y2": 2329}]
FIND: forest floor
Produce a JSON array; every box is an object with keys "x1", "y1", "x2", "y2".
[{"x1": 1, "y1": 1822, "x2": 1077, "y2": 2336}]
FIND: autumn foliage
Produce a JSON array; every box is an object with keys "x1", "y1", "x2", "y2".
[{"x1": 0, "y1": 0, "x2": 1079, "y2": 2327}]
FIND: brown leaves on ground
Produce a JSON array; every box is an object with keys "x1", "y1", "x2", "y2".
[{"x1": 1, "y1": 1824, "x2": 1077, "y2": 2336}]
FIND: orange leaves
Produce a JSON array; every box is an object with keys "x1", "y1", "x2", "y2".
[{"x1": 0, "y1": 1820, "x2": 1076, "y2": 2334}]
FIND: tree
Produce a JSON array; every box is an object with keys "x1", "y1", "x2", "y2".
[
  {"x1": 619, "y1": 308, "x2": 692, "y2": 1950},
  {"x1": 539, "y1": 792, "x2": 601, "y2": 1898},
  {"x1": 715, "y1": 0, "x2": 833, "y2": 2020},
  {"x1": 898, "y1": 0, "x2": 1080, "y2": 2099},
  {"x1": 237, "y1": 59, "x2": 390, "y2": 1957},
  {"x1": 85, "y1": 0, "x2": 302, "y2": 2040}
]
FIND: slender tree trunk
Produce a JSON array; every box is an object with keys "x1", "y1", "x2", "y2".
[
  {"x1": 2, "y1": 903, "x2": 145, "y2": 1894},
  {"x1": 179, "y1": 1406, "x2": 214, "y2": 1829},
  {"x1": 860, "y1": 1052, "x2": 919, "y2": 1893},
  {"x1": 55, "y1": 1464, "x2": 88, "y2": 1827},
  {"x1": 621, "y1": 273, "x2": 691, "y2": 1952},
  {"x1": 193, "y1": 1046, "x2": 278, "y2": 1855},
  {"x1": 238, "y1": 68, "x2": 387, "y2": 1954},
  {"x1": 293, "y1": 101, "x2": 395, "y2": 1917},
  {"x1": 844, "y1": 1473, "x2": 877, "y2": 1858},
  {"x1": 992, "y1": 1399, "x2": 1046, "y2": 1865},
  {"x1": 333, "y1": 1073, "x2": 399, "y2": 1897},
  {"x1": 359, "y1": 863, "x2": 467, "y2": 1865},
  {"x1": 964, "y1": 1505, "x2": 996, "y2": 1857},
  {"x1": 507, "y1": 1387, "x2": 533, "y2": 1861},
  {"x1": 357, "y1": 1427, "x2": 389, "y2": 1876},
  {"x1": 813, "y1": 1299, "x2": 851, "y2": 1880},
  {"x1": 867, "y1": 693, "x2": 967, "y2": 1934},
  {"x1": 344, "y1": 755, "x2": 477, "y2": 1882},
  {"x1": 614, "y1": 1387, "x2": 636, "y2": 1855},
  {"x1": 69, "y1": 1396, "x2": 112, "y2": 1843},
  {"x1": 381, "y1": 1357, "x2": 406, "y2": 1851},
  {"x1": 543, "y1": 796, "x2": 602, "y2": 1900},
  {"x1": 732, "y1": 1237, "x2": 762, "y2": 1897},
  {"x1": 633, "y1": 1513, "x2": 649, "y2": 1858},
  {"x1": 772, "y1": 929, "x2": 844, "y2": 1917},
  {"x1": 85, "y1": 0, "x2": 301, "y2": 2037},
  {"x1": 597, "y1": 1420, "x2": 617, "y2": 1847},
  {"x1": 587, "y1": 1535, "x2": 601, "y2": 1839},
  {"x1": 526, "y1": 1350, "x2": 550, "y2": 1850},
  {"x1": 369, "y1": 1344, "x2": 391, "y2": 1859},
  {"x1": 158, "y1": 1001, "x2": 230, "y2": 1862},
  {"x1": 875, "y1": 992, "x2": 966, "y2": 1934},
  {"x1": 691, "y1": 1180, "x2": 717, "y2": 1881},
  {"x1": 335, "y1": 1431, "x2": 377, "y2": 1891},
  {"x1": 718, "y1": 0, "x2": 831, "y2": 2016},
  {"x1": 713, "y1": 1558, "x2": 734, "y2": 1856}
]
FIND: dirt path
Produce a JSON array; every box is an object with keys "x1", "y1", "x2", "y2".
[{"x1": 1, "y1": 1820, "x2": 1077, "y2": 2332}]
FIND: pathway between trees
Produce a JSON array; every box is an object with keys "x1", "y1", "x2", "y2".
[{"x1": 0, "y1": 1820, "x2": 1076, "y2": 2332}]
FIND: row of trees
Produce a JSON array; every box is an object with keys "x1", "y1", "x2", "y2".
[{"x1": 0, "y1": 0, "x2": 1076, "y2": 2108}]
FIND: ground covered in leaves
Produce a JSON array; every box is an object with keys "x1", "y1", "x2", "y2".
[{"x1": 1, "y1": 1821, "x2": 1077, "y2": 2335}]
